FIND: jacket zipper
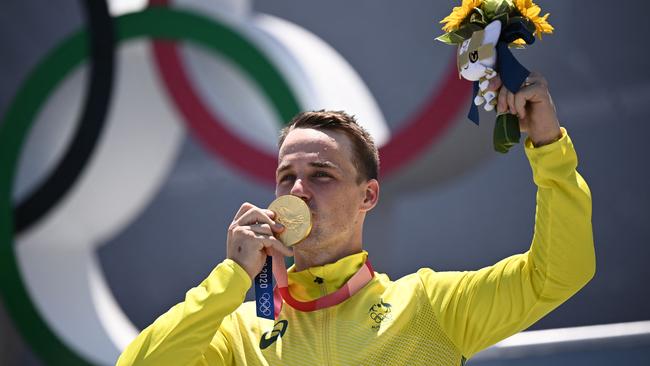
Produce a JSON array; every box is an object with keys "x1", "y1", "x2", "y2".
[{"x1": 319, "y1": 280, "x2": 331, "y2": 365}]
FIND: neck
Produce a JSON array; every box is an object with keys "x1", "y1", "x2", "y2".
[
  {"x1": 293, "y1": 242, "x2": 363, "y2": 271},
  {"x1": 293, "y1": 214, "x2": 366, "y2": 271}
]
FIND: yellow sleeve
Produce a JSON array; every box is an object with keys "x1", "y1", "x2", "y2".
[
  {"x1": 418, "y1": 128, "x2": 596, "y2": 358},
  {"x1": 116, "y1": 259, "x2": 251, "y2": 366}
]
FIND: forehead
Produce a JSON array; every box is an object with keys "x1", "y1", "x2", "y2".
[{"x1": 278, "y1": 128, "x2": 355, "y2": 165}]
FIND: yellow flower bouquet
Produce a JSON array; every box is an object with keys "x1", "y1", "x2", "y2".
[
  {"x1": 436, "y1": 0, "x2": 554, "y2": 153},
  {"x1": 437, "y1": 0, "x2": 553, "y2": 48}
]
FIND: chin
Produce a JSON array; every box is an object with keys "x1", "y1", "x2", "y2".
[
  {"x1": 293, "y1": 231, "x2": 323, "y2": 250},
  {"x1": 294, "y1": 236, "x2": 316, "y2": 248}
]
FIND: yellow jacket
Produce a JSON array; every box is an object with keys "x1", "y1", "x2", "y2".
[{"x1": 117, "y1": 129, "x2": 595, "y2": 365}]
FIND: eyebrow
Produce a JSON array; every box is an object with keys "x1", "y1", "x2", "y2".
[{"x1": 276, "y1": 161, "x2": 339, "y2": 175}]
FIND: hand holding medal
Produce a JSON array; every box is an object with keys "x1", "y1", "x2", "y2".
[
  {"x1": 436, "y1": 0, "x2": 553, "y2": 153},
  {"x1": 254, "y1": 195, "x2": 374, "y2": 319},
  {"x1": 254, "y1": 195, "x2": 311, "y2": 320}
]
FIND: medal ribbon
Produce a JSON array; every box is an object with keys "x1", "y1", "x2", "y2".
[
  {"x1": 269, "y1": 253, "x2": 374, "y2": 318},
  {"x1": 254, "y1": 256, "x2": 275, "y2": 320}
]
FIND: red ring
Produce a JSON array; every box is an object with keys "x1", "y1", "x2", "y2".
[
  {"x1": 378, "y1": 58, "x2": 469, "y2": 177},
  {"x1": 150, "y1": 0, "x2": 470, "y2": 183}
]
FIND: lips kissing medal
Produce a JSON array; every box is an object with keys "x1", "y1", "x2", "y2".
[{"x1": 268, "y1": 195, "x2": 312, "y2": 247}]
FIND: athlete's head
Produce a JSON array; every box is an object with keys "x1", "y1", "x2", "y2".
[
  {"x1": 278, "y1": 110, "x2": 379, "y2": 183},
  {"x1": 276, "y1": 110, "x2": 380, "y2": 268}
]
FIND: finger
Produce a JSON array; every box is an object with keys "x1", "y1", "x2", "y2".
[
  {"x1": 507, "y1": 89, "x2": 516, "y2": 115},
  {"x1": 522, "y1": 72, "x2": 547, "y2": 89},
  {"x1": 235, "y1": 228, "x2": 285, "y2": 257},
  {"x1": 263, "y1": 238, "x2": 294, "y2": 257},
  {"x1": 514, "y1": 87, "x2": 530, "y2": 120},
  {"x1": 497, "y1": 86, "x2": 508, "y2": 114},
  {"x1": 231, "y1": 226, "x2": 267, "y2": 249},
  {"x1": 514, "y1": 82, "x2": 550, "y2": 119},
  {"x1": 271, "y1": 222, "x2": 285, "y2": 234},
  {"x1": 233, "y1": 202, "x2": 254, "y2": 221},
  {"x1": 236, "y1": 207, "x2": 276, "y2": 226},
  {"x1": 487, "y1": 75, "x2": 502, "y2": 92},
  {"x1": 248, "y1": 223, "x2": 274, "y2": 236},
  {"x1": 525, "y1": 71, "x2": 544, "y2": 83},
  {"x1": 248, "y1": 223, "x2": 285, "y2": 238},
  {"x1": 232, "y1": 225, "x2": 265, "y2": 240}
]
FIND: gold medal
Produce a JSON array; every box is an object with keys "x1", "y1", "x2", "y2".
[{"x1": 268, "y1": 195, "x2": 312, "y2": 246}]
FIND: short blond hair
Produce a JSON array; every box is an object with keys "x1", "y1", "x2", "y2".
[{"x1": 278, "y1": 110, "x2": 379, "y2": 182}]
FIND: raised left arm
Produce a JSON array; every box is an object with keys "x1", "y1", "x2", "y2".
[{"x1": 419, "y1": 73, "x2": 595, "y2": 358}]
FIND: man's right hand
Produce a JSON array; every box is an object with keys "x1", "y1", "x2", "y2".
[{"x1": 227, "y1": 202, "x2": 293, "y2": 280}]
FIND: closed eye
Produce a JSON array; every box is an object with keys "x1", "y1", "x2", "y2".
[
  {"x1": 313, "y1": 171, "x2": 332, "y2": 179},
  {"x1": 278, "y1": 174, "x2": 296, "y2": 184}
]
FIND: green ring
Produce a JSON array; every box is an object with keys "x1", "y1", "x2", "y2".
[{"x1": 0, "y1": 8, "x2": 300, "y2": 365}]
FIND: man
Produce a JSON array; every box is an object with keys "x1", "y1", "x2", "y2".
[{"x1": 117, "y1": 73, "x2": 595, "y2": 365}]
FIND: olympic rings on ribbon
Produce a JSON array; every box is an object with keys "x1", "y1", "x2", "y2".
[{"x1": 258, "y1": 292, "x2": 273, "y2": 317}]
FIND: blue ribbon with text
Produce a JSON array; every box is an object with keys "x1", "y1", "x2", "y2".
[{"x1": 255, "y1": 256, "x2": 274, "y2": 320}]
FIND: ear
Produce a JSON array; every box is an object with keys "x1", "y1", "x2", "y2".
[
  {"x1": 360, "y1": 179, "x2": 379, "y2": 212},
  {"x1": 483, "y1": 20, "x2": 502, "y2": 46}
]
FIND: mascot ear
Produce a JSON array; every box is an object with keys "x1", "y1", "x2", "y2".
[{"x1": 483, "y1": 20, "x2": 502, "y2": 46}]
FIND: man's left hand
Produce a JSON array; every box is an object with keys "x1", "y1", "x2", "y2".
[{"x1": 488, "y1": 72, "x2": 562, "y2": 147}]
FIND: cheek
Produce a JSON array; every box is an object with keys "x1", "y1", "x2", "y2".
[{"x1": 330, "y1": 190, "x2": 362, "y2": 215}]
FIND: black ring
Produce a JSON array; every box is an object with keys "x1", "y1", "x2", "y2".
[{"x1": 14, "y1": 0, "x2": 115, "y2": 234}]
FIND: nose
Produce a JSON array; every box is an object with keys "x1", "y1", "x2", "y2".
[{"x1": 290, "y1": 178, "x2": 311, "y2": 201}]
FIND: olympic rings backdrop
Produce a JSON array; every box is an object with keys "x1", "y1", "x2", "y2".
[{"x1": 2, "y1": 0, "x2": 650, "y2": 365}]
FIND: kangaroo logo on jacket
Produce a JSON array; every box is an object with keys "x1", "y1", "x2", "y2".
[
  {"x1": 368, "y1": 299, "x2": 393, "y2": 331},
  {"x1": 259, "y1": 320, "x2": 289, "y2": 350}
]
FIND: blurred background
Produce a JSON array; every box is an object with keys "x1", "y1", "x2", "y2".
[{"x1": 1, "y1": 0, "x2": 649, "y2": 365}]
